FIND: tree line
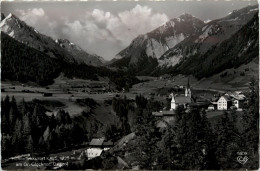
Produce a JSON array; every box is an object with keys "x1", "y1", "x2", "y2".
[
  {"x1": 1, "y1": 33, "x2": 61, "y2": 86},
  {"x1": 1, "y1": 97, "x2": 100, "y2": 159}
]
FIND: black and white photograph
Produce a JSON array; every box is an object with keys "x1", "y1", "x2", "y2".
[{"x1": 1, "y1": 0, "x2": 259, "y2": 170}]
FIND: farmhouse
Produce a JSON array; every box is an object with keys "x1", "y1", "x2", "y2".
[
  {"x1": 86, "y1": 138, "x2": 114, "y2": 160},
  {"x1": 207, "y1": 104, "x2": 215, "y2": 110},
  {"x1": 152, "y1": 110, "x2": 175, "y2": 117},
  {"x1": 217, "y1": 96, "x2": 232, "y2": 110},
  {"x1": 86, "y1": 138, "x2": 104, "y2": 160},
  {"x1": 152, "y1": 110, "x2": 175, "y2": 128}
]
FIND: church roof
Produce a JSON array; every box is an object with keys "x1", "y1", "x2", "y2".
[{"x1": 175, "y1": 96, "x2": 192, "y2": 104}]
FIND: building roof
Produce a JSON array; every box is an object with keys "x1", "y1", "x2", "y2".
[
  {"x1": 175, "y1": 96, "x2": 192, "y2": 104},
  {"x1": 89, "y1": 138, "x2": 105, "y2": 146},
  {"x1": 222, "y1": 95, "x2": 232, "y2": 101},
  {"x1": 161, "y1": 110, "x2": 175, "y2": 116},
  {"x1": 152, "y1": 110, "x2": 175, "y2": 116},
  {"x1": 211, "y1": 97, "x2": 219, "y2": 102},
  {"x1": 152, "y1": 112, "x2": 163, "y2": 117},
  {"x1": 217, "y1": 95, "x2": 232, "y2": 102},
  {"x1": 103, "y1": 141, "x2": 114, "y2": 147}
]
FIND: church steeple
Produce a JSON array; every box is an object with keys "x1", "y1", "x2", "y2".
[{"x1": 185, "y1": 77, "x2": 191, "y2": 97}]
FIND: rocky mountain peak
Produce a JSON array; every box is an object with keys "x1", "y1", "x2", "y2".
[{"x1": 178, "y1": 13, "x2": 194, "y2": 20}]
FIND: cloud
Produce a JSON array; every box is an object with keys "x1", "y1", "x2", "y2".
[
  {"x1": 17, "y1": 8, "x2": 46, "y2": 26},
  {"x1": 15, "y1": 5, "x2": 169, "y2": 60},
  {"x1": 15, "y1": 8, "x2": 58, "y2": 38}
]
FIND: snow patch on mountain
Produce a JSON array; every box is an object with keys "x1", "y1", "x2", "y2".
[{"x1": 204, "y1": 19, "x2": 211, "y2": 23}]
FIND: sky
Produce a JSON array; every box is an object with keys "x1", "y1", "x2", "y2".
[{"x1": 1, "y1": 0, "x2": 258, "y2": 60}]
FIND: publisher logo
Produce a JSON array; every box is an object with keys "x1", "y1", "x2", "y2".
[{"x1": 237, "y1": 152, "x2": 248, "y2": 165}]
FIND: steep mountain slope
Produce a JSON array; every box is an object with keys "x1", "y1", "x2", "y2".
[
  {"x1": 0, "y1": 13, "x2": 76, "y2": 63},
  {"x1": 1, "y1": 32, "x2": 61, "y2": 85},
  {"x1": 0, "y1": 13, "x2": 105, "y2": 66},
  {"x1": 170, "y1": 12, "x2": 259, "y2": 79},
  {"x1": 56, "y1": 39, "x2": 105, "y2": 66},
  {"x1": 111, "y1": 14, "x2": 205, "y2": 74},
  {"x1": 159, "y1": 5, "x2": 258, "y2": 67}
]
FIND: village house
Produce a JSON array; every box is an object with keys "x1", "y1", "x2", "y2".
[
  {"x1": 152, "y1": 110, "x2": 175, "y2": 128},
  {"x1": 232, "y1": 98, "x2": 246, "y2": 111},
  {"x1": 217, "y1": 95, "x2": 232, "y2": 110},
  {"x1": 207, "y1": 104, "x2": 215, "y2": 110},
  {"x1": 86, "y1": 138, "x2": 114, "y2": 160},
  {"x1": 86, "y1": 138, "x2": 104, "y2": 160}
]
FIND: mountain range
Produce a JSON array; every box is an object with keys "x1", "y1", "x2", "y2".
[
  {"x1": 1, "y1": 5, "x2": 259, "y2": 86},
  {"x1": 110, "y1": 5, "x2": 258, "y2": 78},
  {"x1": 158, "y1": 5, "x2": 258, "y2": 67}
]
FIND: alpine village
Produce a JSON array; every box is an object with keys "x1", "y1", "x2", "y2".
[{"x1": 1, "y1": 2, "x2": 259, "y2": 170}]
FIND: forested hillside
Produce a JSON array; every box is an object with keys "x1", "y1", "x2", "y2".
[
  {"x1": 1, "y1": 96, "x2": 103, "y2": 159},
  {"x1": 1, "y1": 32, "x2": 61, "y2": 86},
  {"x1": 1, "y1": 32, "x2": 140, "y2": 90}
]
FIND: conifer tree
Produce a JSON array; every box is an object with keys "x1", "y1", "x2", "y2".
[{"x1": 12, "y1": 119, "x2": 23, "y2": 154}]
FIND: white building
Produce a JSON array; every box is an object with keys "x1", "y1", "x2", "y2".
[
  {"x1": 207, "y1": 104, "x2": 215, "y2": 110},
  {"x1": 86, "y1": 138, "x2": 114, "y2": 160},
  {"x1": 233, "y1": 99, "x2": 245, "y2": 111},
  {"x1": 234, "y1": 99, "x2": 239, "y2": 109},
  {"x1": 86, "y1": 138, "x2": 105, "y2": 160},
  {"x1": 217, "y1": 96, "x2": 231, "y2": 110},
  {"x1": 86, "y1": 148, "x2": 103, "y2": 160}
]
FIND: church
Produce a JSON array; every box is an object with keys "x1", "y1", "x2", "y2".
[{"x1": 170, "y1": 79, "x2": 192, "y2": 110}]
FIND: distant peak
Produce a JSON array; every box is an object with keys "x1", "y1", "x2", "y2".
[
  {"x1": 6, "y1": 13, "x2": 18, "y2": 20},
  {"x1": 178, "y1": 13, "x2": 194, "y2": 19},
  {"x1": 173, "y1": 13, "x2": 202, "y2": 23}
]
